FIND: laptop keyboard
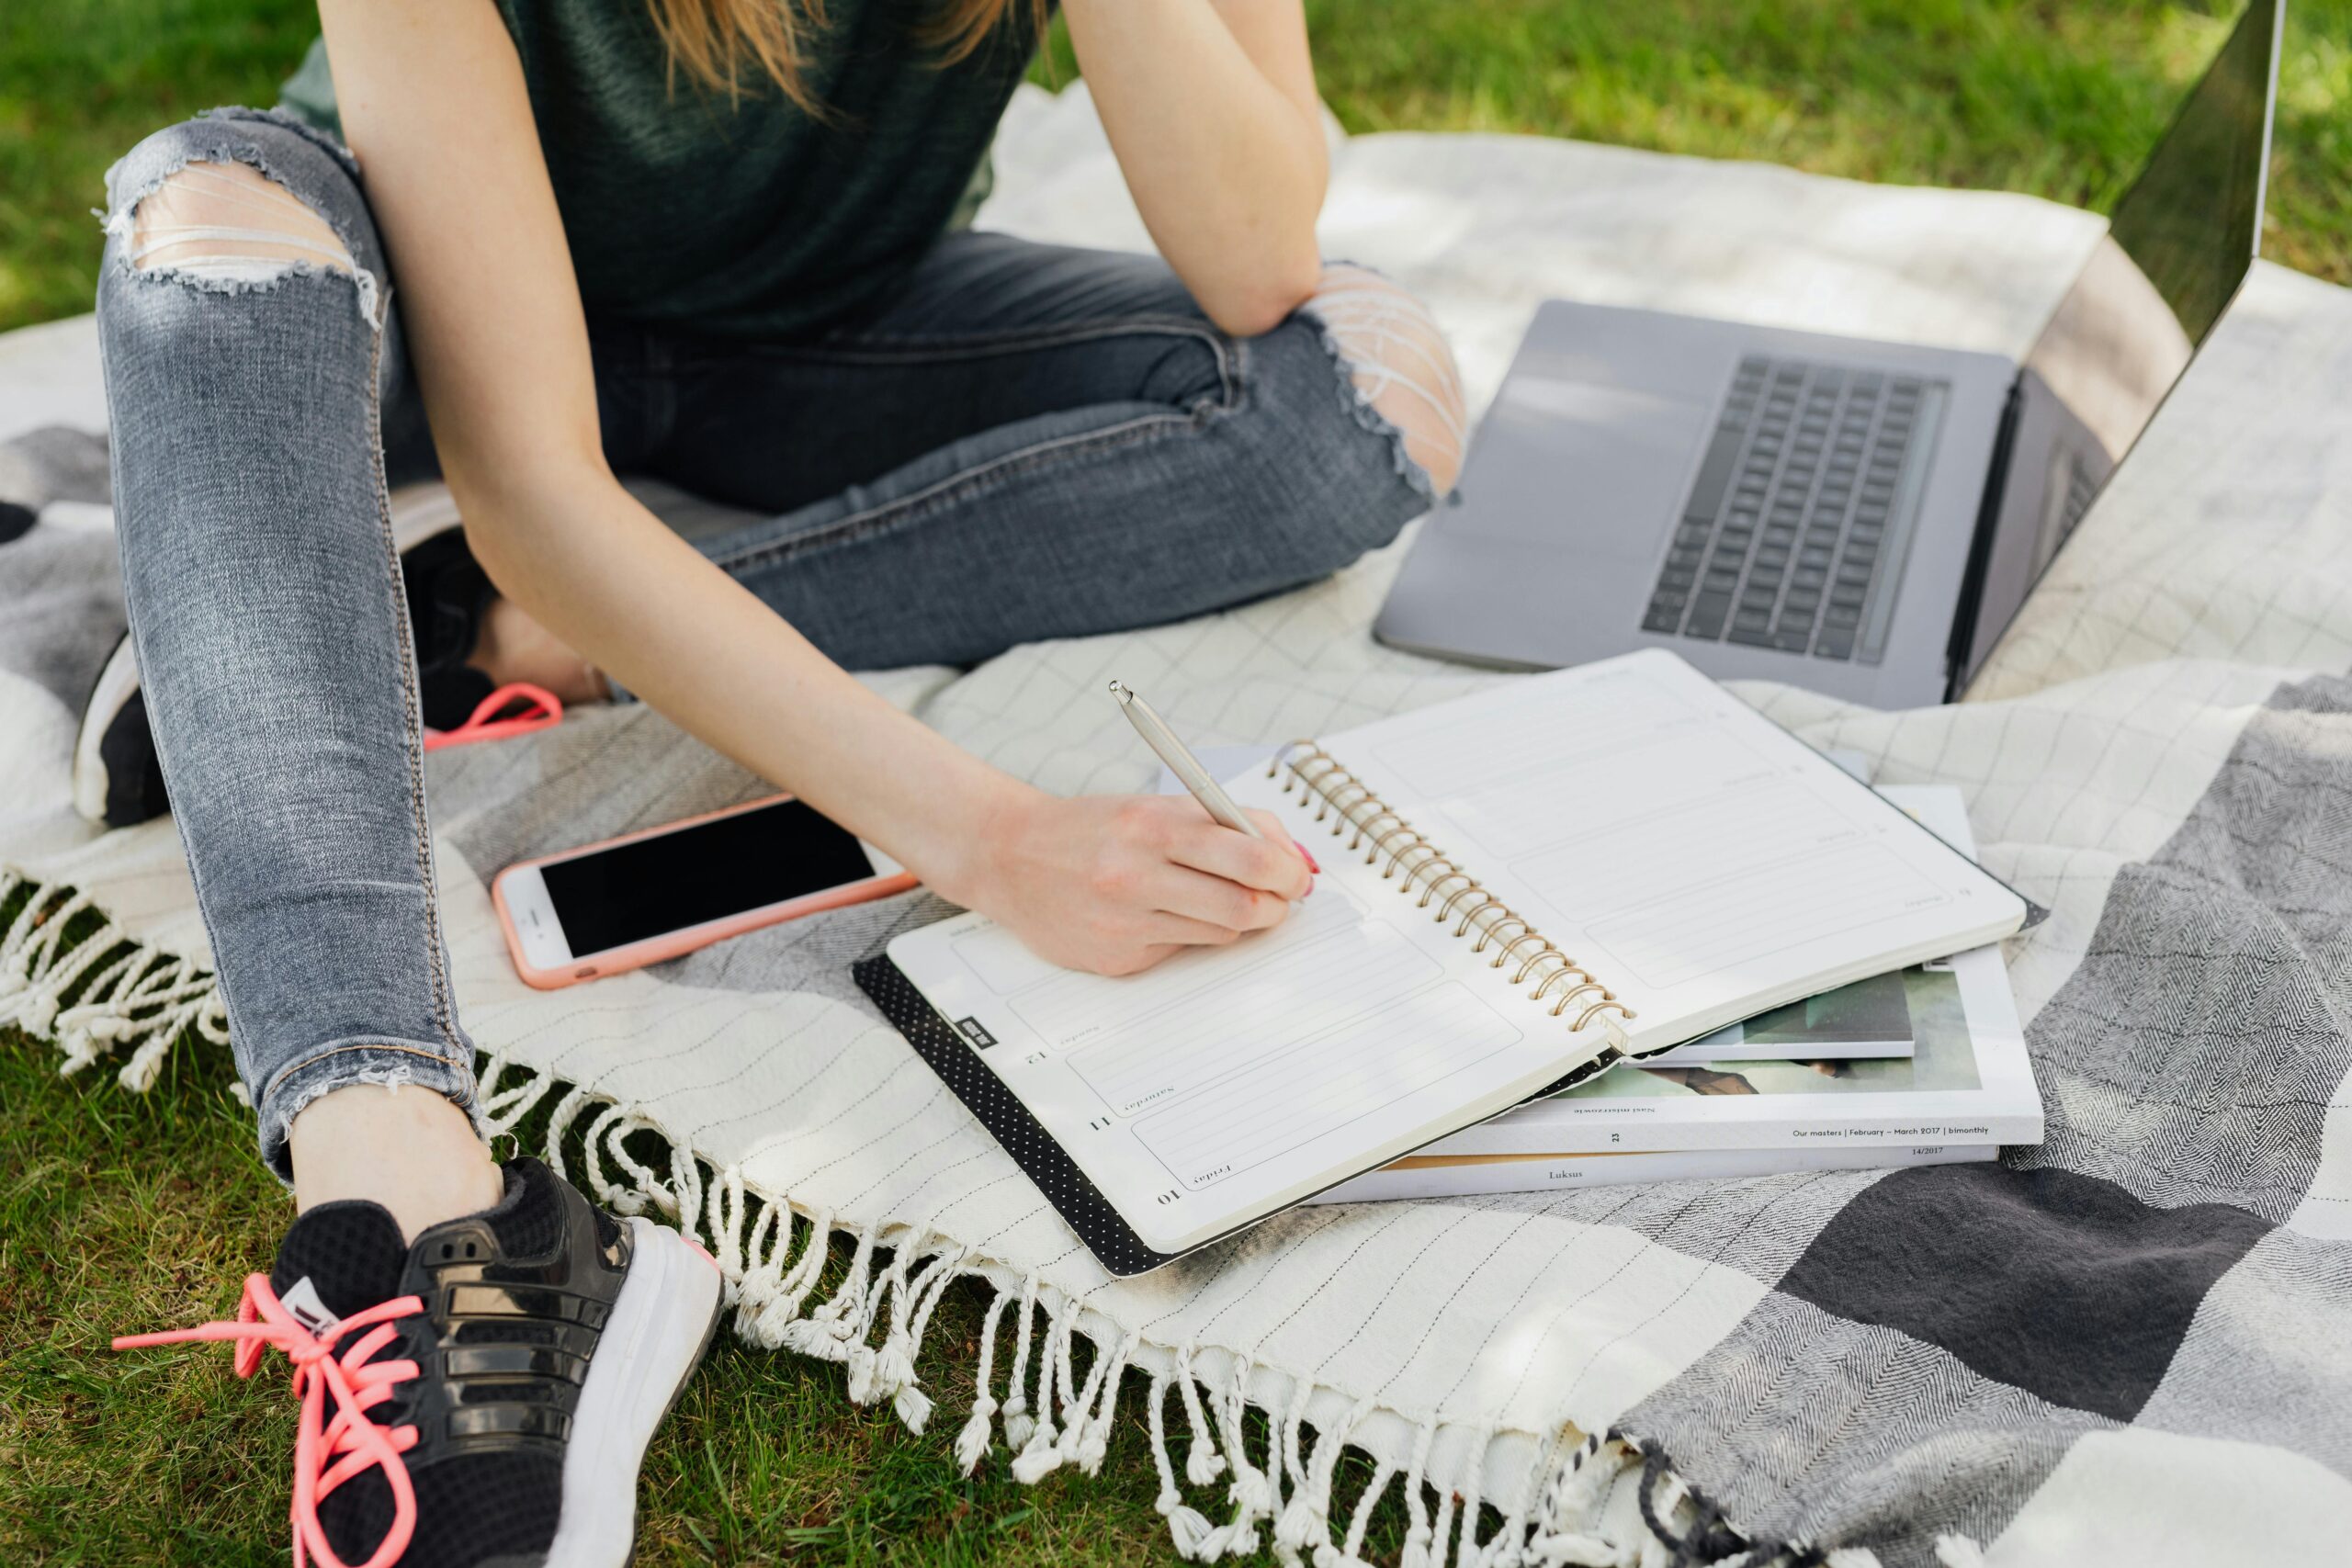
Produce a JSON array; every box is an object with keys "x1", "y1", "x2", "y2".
[{"x1": 1643, "y1": 355, "x2": 1946, "y2": 663}]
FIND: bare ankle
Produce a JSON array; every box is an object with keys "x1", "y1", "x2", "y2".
[
  {"x1": 288, "y1": 1085, "x2": 505, "y2": 1243},
  {"x1": 469, "y1": 594, "x2": 609, "y2": 705}
]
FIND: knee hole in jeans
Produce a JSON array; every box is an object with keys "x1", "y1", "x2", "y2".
[
  {"x1": 127, "y1": 160, "x2": 356, "y2": 285},
  {"x1": 1304, "y1": 264, "x2": 1467, "y2": 496}
]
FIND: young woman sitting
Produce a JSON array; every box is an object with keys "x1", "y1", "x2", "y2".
[{"x1": 93, "y1": 1, "x2": 1462, "y2": 1561}]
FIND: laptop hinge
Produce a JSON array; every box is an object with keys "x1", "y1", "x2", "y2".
[{"x1": 1943, "y1": 378, "x2": 2027, "y2": 700}]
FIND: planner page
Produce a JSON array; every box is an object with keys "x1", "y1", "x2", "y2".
[
  {"x1": 1286, "y1": 648, "x2": 2026, "y2": 1055},
  {"x1": 884, "y1": 796, "x2": 1630, "y2": 1256}
]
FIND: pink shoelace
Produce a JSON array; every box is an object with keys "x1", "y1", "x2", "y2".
[
  {"x1": 114, "y1": 1275, "x2": 426, "y2": 1568},
  {"x1": 422, "y1": 682, "x2": 565, "y2": 752}
]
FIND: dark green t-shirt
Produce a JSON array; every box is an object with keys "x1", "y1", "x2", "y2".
[{"x1": 279, "y1": 1, "x2": 1034, "y2": 340}]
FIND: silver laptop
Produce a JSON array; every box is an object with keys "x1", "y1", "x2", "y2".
[{"x1": 1376, "y1": 0, "x2": 2284, "y2": 706}]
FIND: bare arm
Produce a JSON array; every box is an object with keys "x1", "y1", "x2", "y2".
[
  {"x1": 317, "y1": 0, "x2": 1309, "y2": 974},
  {"x1": 1063, "y1": 0, "x2": 1328, "y2": 335}
]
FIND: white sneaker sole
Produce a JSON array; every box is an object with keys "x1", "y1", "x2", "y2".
[
  {"x1": 542, "y1": 1218, "x2": 725, "y2": 1568},
  {"x1": 69, "y1": 635, "x2": 142, "y2": 824}
]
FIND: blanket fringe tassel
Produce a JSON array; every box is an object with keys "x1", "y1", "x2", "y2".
[
  {"x1": 3, "y1": 865, "x2": 1871, "y2": 1568},
  {"x1": 472, "y1": 1046, "x2": 1873, "y2": 1568},
  {"x1": 0, "y1": 871, "x2": 228, "y2": 1089}
]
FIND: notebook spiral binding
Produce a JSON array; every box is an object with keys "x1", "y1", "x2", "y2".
[{"x1": 1270, "y1": 741, "x2": 1638, "y2": 1062}]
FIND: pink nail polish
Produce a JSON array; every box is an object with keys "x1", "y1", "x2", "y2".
[{"x1": 1293, "y1": 839, "x2": 1321, "y2": 875}]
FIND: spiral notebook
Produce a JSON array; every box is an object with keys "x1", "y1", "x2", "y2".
[{"x1": 855, "y1": 649, "x2": 2028, "y2": 1274}]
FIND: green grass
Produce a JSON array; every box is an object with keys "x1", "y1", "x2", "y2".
[
  {"x1": 0, "y1": 1007, "x2": 1431, "y2": 1562},
  {"x1": 4, "y1": 1, "x2": 2347, "y2": 330},
  {"x1": 0, "y1": 0, "x2": 317, "y2": 332},
  {"x1": 4, "y1": 1, "x2": 2348, "y2": 1560},
  {"x1": 0, "y1": 1026, "x2": 1190, "y2": 1562},
  {"x1": 1290, "y1": 0, "x2": 2350, "y2": 285}
]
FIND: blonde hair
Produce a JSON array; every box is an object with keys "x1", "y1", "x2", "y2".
[{"x1": 645, "y1": 0, "x2": 1043, "y2": 112}]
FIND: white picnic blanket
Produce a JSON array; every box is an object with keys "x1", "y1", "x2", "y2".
[{"x1": 7, "y1": 85, "x2": 2352, "y2": 1566}]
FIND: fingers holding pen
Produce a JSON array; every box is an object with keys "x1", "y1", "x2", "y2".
[{"x1": 1168, "y1": 809, "x2": 1315, "y2": 902}]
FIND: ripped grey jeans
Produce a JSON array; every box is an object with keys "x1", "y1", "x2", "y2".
[{"x1": 96, "y1": 108, "x2": 1457, "y2": 1176}]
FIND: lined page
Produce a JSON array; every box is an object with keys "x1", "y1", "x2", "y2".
[
  {"x1": 1127, "y1": 985, "x2": 1522, "y2": 1187},
  {"x1": 885, "y1": 795, "x2": 1626, "y2": 1255},
  {"x1": 1300, "y1": 649, "x2": 2025, "y2": 1052}
]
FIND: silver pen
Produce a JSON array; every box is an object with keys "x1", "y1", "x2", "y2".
[{"x1": 1108, "y1": 680, "x2": 1270, "y2": 841}]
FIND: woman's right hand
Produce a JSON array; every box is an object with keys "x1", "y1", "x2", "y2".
[{"x1": 946, "y1": 784, "x2": 1317, "y2": 976}]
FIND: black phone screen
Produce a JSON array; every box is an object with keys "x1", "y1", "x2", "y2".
[{"x1": 538, "y1": 797, "x2": 877, "y2": 958}]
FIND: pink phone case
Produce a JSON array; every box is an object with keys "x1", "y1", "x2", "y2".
[{"x1": 492, "y1": 794, "x2": 918, "y2": 990}]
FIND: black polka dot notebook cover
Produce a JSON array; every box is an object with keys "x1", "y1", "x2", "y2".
[
  {"x1": 854, "y1": 950, "x2": 1638, "y2": 1277},
  {"x1": 854, "y1": 953, "x2": 1184, "y2": 1276}
]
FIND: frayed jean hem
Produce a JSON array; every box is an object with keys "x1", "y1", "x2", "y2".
[{"x1": 255, "y1": 1037, "x2": 481, "y2": 1183}]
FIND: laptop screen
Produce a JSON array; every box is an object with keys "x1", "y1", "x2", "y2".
[{"x1": 1954, "y1": 0, "x2": 2281, "y2": 689}]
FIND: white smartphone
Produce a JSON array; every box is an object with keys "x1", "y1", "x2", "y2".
[{"x1": 491, "y1": 794, "x2": 915, "y2": 989}]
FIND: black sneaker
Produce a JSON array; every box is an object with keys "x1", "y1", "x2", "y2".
[
  {"x1": 74, "y1": 482, "x2": 503, "y2": 828},
  {"x1": 115, "y1": 1157, "x2": 724, "y2": 1566}
]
